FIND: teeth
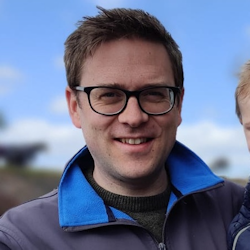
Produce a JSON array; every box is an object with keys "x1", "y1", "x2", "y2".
[{"x1": 120, "y1": 138, "x2": 147, "y2": 144}]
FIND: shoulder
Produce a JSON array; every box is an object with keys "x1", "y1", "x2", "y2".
[
  {"x1": 208, "y1": 179, "x2": 244, "y2": 205},
  {"x1": 1, "y1": 189, "x2": 58, "y2": 224},
  {"x1": 0, "y1": 189, "x2": 59, "y2": 248},
  {"x1": 222, "y1": 179, "x2": 245, "y2": 203},
  {"x1": 3, "y1": 189, "x2": 58, "y2": 218},
  {"x1": 190, "y1": 179, "x2": 244, "y2": 217},
  {"x1": 222, "y1": 178, "x2": 245, "y2": 193}
]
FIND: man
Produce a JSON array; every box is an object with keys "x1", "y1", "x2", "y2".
[
  {"x1": 228, "y1": 60, "x2": 250, "y2": 250},
  {"x1": 0, "y1": 6, "x2": 244, "y2": 250}
]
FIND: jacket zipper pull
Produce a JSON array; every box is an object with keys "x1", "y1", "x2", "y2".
[{"x1": 158, "y1": 242, "x2": 166, "y2": 250}]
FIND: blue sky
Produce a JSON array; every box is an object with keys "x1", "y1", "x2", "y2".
[{"x1": 1, "y1": 0, "x2": 250, "y2": 177}]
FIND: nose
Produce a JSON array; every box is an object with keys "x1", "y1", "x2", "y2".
[{"x1": 118, "y1": 97, "x2": 149, "y2": 127}]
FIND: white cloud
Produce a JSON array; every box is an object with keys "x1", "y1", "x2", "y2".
[
  {"x1": 49, "y1": 95, "x2": 68, "y2": 115},
  {"x1": 0, "y1": 65, "x2": 24, "y2": 80},
  {"x1": 177, "y1": 121, "x2": 249, "y2": 178},
  {"x1": 0, "y1": 118, "x2": 249, "y2": 178},
  {"x1": 0, "y1": 119, "x2": 85, "y2": 170},
  {"x1": 0, "y1": 65, "x2": 25, "y2": 95}
]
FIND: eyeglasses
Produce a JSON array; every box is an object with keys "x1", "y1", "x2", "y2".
[{"x1": 74, "y1": 85, "x2": 181, "y2": 116}]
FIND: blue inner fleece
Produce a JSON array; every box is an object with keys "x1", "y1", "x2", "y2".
[{"x1": 58, "y1": 141, "x2": 223, "y2": 227}]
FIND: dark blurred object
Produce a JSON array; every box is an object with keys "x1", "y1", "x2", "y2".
[
  {"x1": 0, "y1": 142, "x2": 47, "y2": 167},
  {"x1": 0, "y1": 192, "x2": 19, "y2": 215},
  {"x1": 210, "y1": 157, "x2": 230, "y2": 171},
  {"x1": 0, "y1": 112, "x2": 7, "y2": 129},
  {"x1": 0, "y1": 168, "x2": 60, "y2": 215}
]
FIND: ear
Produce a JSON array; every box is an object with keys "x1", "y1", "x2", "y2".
[
  {"x1": 65, "y1": 86, "x2": 81, "y2": 128},
  {"x1": 177, "y1": 87, "x2": 184, "y2": 126},
  {"x1": 177, "y1": 87, "x2": 184, "y2": 114}
]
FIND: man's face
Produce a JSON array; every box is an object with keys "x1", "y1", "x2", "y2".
[
  {"x1": 66, "y1": 39, "x2": 184, "y2": 195},
  {"x1": 239, "y1": 95, "x2": 250, "y2": 151}
]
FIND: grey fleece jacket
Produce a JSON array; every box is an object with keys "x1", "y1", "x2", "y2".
[{"x1": 0, "y1": 141, "x2": 244, "y2": 250}]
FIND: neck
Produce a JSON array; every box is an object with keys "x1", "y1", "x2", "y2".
[{"x1": 92, "y1": 167, "x2": 168, "y2": 197}]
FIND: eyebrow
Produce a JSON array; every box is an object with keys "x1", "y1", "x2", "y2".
[{"x1": 98, "y1": 82, "x2": 175, "y2": 89}]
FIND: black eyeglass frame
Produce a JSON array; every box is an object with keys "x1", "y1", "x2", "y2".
[{"x1": 73, "y1": 85, "x2": 181, "y2": 116}]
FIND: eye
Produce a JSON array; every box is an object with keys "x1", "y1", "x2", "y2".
[
  {"x1": 148, "y1": 91, "x2": 165, "y2": 96},
  {"x1": 99, "y1": 89, "x2": 123, "y2": 98},
  {"x1": 92, "y1": 88, "x2": 125, "y2": 105},
  {"x1": 141, "y1": 88, "x2": 169, "y2": 101}
]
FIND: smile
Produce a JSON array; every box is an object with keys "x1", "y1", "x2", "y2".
[{"x1": 120, "y1": 138, "x2": 148, "y2": 145}]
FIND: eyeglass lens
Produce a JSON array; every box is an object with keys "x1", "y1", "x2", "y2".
[{"x1": 89, "y1": 87, "x2": 174, "y2": 115}]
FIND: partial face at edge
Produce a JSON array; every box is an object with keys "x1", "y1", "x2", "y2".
[{"x1": 238, "y1": 96, "x2": 250, "y2": 151}]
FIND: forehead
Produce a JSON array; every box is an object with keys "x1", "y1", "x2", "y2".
[{"x1": 81, "y1": 38, "x2": 174, "y2": 89}]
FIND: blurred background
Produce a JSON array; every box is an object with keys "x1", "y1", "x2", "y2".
[{"x1": 1, "y1": 0, "x2": 250, "y2": 213}]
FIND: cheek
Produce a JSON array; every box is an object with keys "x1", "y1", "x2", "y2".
[
  {"x1": 175, "y1": 105, "x2": 183, "y2": 127},
  {"x1": 165, "y1": 107, "x2": 182, "y2": 128},
  {"x1": 176, "y1": 113, "x2": 182, "y2": 127},
  {"x1": 244, "y1": 130, "x2": 250, "y2": 151},
  {"x1": 81, "y1": 121, "x2": 104, "y2": 151},
  {"x1": 81, "y1": 112, "x2": 114, "y2": 138},
  {"x1": 154, "y1": 111, "x2": 181, "y2": 137}
]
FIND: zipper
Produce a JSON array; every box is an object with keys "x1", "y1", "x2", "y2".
[
  {"x1": 158, "y1": 183, "x2": 225, "y2": 250},
  {"x1": 158, "y1": 242, "x2": 166, "y2": 250},
  {"x1": 232, "y1": 223, "x2": 250, "y2": 250}
]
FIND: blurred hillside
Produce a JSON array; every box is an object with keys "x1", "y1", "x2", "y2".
[
  {"x1": 0, "y1": 167, "x2": 61, "y2": 215},
  {"x1": 0, "y1": 166, "x2": 248, "y2": 215}
]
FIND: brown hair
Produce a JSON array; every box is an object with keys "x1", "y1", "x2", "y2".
[
  {"x1": 64, "y1": 6, "x2": 184, "y2": 92},
  {"x1": 235, "y1": 60, "x2": 250, "y2": 123}
]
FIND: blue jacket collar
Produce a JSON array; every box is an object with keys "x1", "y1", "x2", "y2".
[
  {"x1": 166, "y1": 141, "x2": 223, "y2": 211},
  {"x1": 58, "y1": 141, "x2": 223, "y2": 227}
]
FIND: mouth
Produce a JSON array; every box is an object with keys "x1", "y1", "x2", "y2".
[{"x1": 118, "y1": 138, "x2": 150, "y2": 145}]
